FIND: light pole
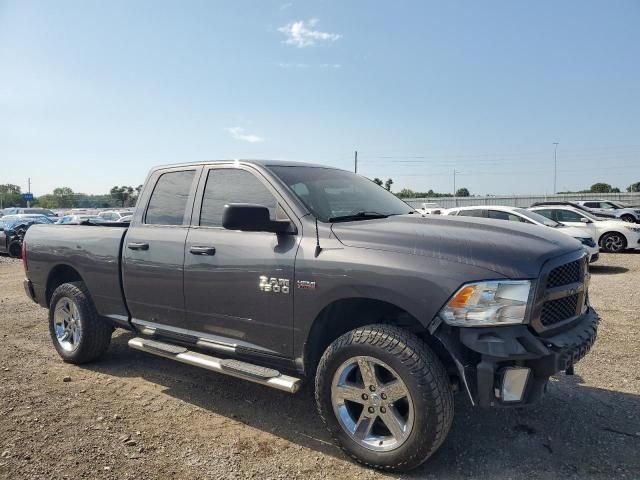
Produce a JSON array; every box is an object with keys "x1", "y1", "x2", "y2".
[
  {"x1": 453, "y1": 169, "x2": 460, "y2": 206},
  {"x1": 354, "y1": 150, "x2": 358, "y2": 173},
  {"x1": 553, "y1": 142, "x2": 559, "y2": 194}
]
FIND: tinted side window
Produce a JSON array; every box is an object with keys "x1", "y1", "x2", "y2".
[
  {"x1": 488, "y1": 210, "x2": 511, "y2": 221},
  {"x1": 200, "y1": 169, "x2": 277, "y2": 227},
  {"x1": 457, "y1": 209, "x2": 484, "y2": 217},
  {"x1": 556, "y1": 209, "x2": 583, "y2": 222},
  {"x1": 533, "y1": 209, "x2": 555, "y2": 221},
  {"x1": 583, "y1": 202, "x2": 598, "y2": 208},
  {"x1": 145, "y1": 170, "x2": 196, "y2": 225}
]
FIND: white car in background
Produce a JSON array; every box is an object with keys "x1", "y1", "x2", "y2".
[
  {"x1": 529, "y1": 205, "x2": 640, "y2": 253},
  {"x1": 415, "y1": 202, "x2": 443, "y2": 215},
  {"x1": 444, "y1": 205, "x2": 600, "y2": 262},
  {"x1": 96, "y1": 210, "x2": 134, "y2": 222},
  {"x1": 575, "y1": 200, "x2": 640, "y2": 224}
]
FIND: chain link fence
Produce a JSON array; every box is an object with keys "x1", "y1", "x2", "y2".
[{"x1": 403, "y1": 192, "x2": 640, "y2": 210}]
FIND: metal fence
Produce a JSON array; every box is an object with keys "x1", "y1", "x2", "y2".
[{"x1": 403, "y1": 192, "x2": 640, "y2": 210}]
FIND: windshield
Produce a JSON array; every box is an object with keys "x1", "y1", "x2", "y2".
[
  {"x1": 516, "y1": 208, "x2": 560, "y2": 227},
  {"x1": 269, "y1": 166, "x2": 414, "y2": 222}
]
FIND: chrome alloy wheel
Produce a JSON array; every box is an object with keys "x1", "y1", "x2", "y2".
[
  {"x1": 604, "y1": 233, "x2": 625, "y2": 252},
  {"x1": 331, "y1": 356, "x2": 414, "y2": 452},
  {"x1": 53, "y1": 297, "x2": 82, "y2": 352}
]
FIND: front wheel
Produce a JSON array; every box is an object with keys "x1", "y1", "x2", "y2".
[
  {"x1": 315, "y1": 325, "x2": 454, "y2": 472},
  {"x1": 600, "y1": 232, "x2": 627, "y2": 253},
  {"x1": 620, "y1": 214, "x2": 636, "y2": 223},
  {"x1": 48, "y1": 282, "x2": 113, "y2": 364}
]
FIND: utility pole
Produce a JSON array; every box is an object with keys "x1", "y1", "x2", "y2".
[
  {"x1": 553, "y1": 142, "x2": 559, "y2": 194},
  {"x1": 453, "y1": 169, "x2": 460, "y2": 207},
  {"x1": 354, "y1": 150, "x2": 358, "y2": 173},
  {"x1": 27, "y1": 178, "x2": 31, "y2": 208}
]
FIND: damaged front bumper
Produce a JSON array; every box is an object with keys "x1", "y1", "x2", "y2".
[{"x1": 435, "y1": 307, "x2": 599, "y2": 407}]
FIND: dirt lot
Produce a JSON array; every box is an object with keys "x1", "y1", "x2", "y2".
[{"x1": 0, "y1": 253, "x2": 639, "y2": 480}]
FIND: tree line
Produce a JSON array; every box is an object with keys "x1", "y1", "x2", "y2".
[{"x1": 0, "y1": 184, "x2": 143, "y2": 209}]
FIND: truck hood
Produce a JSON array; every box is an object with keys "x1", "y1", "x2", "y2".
[{"x1": 331, "y1": 214, "x2": 583, "y2": 279}]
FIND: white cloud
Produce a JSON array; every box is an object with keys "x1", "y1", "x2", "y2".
[
  {"x1": 277, "y1": 19, "x2": 341, "y2": 48},
  {"x1": 279, "y1": 2, "x2": 293, "y2": 10},
  {"x1": 225, "y1": 127, "x2": 264, "y2": 143}
]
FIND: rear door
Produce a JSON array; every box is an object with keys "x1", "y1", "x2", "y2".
[
  {"x1": 183, "y1": 165, "x2": 300, "y2": 357},
  {"x1": 122, "y1": 167, "x2": 201, "y2": 328}
]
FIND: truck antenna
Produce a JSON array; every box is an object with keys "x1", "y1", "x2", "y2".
[{"x1": 314, "y1": 217, "x2": 322, "y2": 257}]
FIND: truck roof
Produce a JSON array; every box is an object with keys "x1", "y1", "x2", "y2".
[{"x1": 152, "y1": 159, "x2": 334, "y2": 171}]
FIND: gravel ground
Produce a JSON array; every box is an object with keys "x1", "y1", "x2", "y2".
[{"x1": 0, "y1": 253, "x2": 639, "y2": 479}]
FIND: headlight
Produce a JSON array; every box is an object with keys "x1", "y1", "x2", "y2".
[
  {"x1": 624, "y1": 226, "x2": 640, "y2": 233},
  {"x1": 575, "y1": 237, "x2": 596, "y2": 248},
  {"x1": 440, "y1": 280, "x2": 531, "y2": 327}
]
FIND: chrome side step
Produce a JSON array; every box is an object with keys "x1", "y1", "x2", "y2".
[{"x1": 128, "y1": 337, "x2": 301, "y2": 393}]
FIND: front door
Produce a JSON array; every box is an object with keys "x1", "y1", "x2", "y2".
[
  {"x1": 183, "y1": 166, "x2": 299, "y2": 357},
  {"x1": 122, "y1": 167, "x2": 200, "y2": 328}
]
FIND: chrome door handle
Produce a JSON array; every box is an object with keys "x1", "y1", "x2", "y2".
[
  {"x1": 127, "y1": 242, "x2": 149, "y2": 251},
  {"x1": 189, "y1": 246, "x2": 216, "y2": 256}
]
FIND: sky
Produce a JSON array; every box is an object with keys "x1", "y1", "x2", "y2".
[{"x1": 1, "y1": 0, "x2": 639, "y2": 196}]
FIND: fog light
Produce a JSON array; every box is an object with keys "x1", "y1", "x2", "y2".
[{"x1": 500, "y1": 367, "x2": 530, "y2": 402}]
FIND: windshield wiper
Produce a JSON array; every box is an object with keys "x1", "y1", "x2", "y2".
[{"x1": 328, "y1": 211, "x2": 389, "y2": 222}]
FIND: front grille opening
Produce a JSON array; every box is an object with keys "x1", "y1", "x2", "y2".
[
  {"x1": 541, "y1": 294, "x2": 579, "y2": 326},
  {"x1": 547, "y1": 260, "x2": 582, "y2": 288}
]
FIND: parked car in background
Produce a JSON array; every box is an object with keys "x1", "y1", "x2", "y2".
[
  {"x1": 56, "y1": 215, "x2": 102, "y2": 225},
  {"x1": 574, "y1": 200, "x2": 640, "y2": 224},
  {"x1": 0, "y1": 215, "x2": 54, "y2": 257},
  {"x1": 1, "y1": 207, "x2": 58, "y2": 219},
  {"x1": 96, "y1": 210, "x2": 135, "y2": 222},
  {"x1": 529, "y1": 201, "x2": 617, "y2": 219},
  {"x1": 118, "y1": 215, "x2": 133, "y2": 223},
  {"x1": 445, "y1": 206, "x2": 600, "y2": 261},
  {"x1": 415, "y1": 202, "x2": 443, "y2": 215},
  {"x1": 529, "y1": 205, "x2": 640, "y2": 253}
]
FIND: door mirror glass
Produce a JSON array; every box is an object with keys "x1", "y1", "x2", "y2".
[{"x1": 222, "y1": 204, "x2": 293, "y2": 234}]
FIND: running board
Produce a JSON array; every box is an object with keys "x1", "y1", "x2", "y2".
[{"x1": 128, "y1": 337, "x2": 301, "y2": 393}]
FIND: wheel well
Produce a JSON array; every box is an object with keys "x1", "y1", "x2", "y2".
[
  {"x1": 46, "y1": 265, "x2": 83, "y2": 307},
  {"x1": 303, "y1": 298, "x2": 452, "y2": 375}
]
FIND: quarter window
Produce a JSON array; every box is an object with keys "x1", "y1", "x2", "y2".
[
  {"x1": 145, "y1": 170, "x2": 196, "y2": 225},
  {"x1": 200, "y1": 169, "x2": 277, "y2": 227}
]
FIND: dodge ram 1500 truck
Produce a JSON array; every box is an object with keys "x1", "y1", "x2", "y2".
[{"x1": 22, "y1": 160, "x2": 598, "y2": 471}]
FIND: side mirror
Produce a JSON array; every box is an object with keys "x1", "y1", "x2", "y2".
[
  {"x1": 222, "y1": 204, "x2": 293, "y2": 234},
  {"x1": 580, "y1": 217, "x2": 591, "y2": 223}
]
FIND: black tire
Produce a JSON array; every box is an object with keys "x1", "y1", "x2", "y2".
[
  {"x1": 315, "y1": 324, "x2": 454, "y2": 472},
  {"x1": 48, "y1": 282, "x2": 112, "y2": 364},
  {"x1": 620, "y1": 214, "x2": 636, "y2": 223},
  {"x1": 8, "y1": 241, "x2": 21, "y2": 258},
  {"x1": 599, "y1": 232, "x2": 627, "y2": 253}
]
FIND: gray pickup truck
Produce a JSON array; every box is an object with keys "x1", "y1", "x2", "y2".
[{"x1": 22, "y1": 160, "x2": 598, "y2": 471}]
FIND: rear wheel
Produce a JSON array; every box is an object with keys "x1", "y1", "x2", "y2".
[
  {"x1": 600, "y1": 232, "x2": 627, "y2": 253},
  {"x1": 8, "y1": 241, "x2": 21, "y2": 258},
  {"x1": 620, "y1": 214, "x2": 636, "y2": 223},
  {"x1": 48, "y1": 282, "x2": 112, "y2": 364},
  {"x1": 315, "y1": 325, "x2": 453, "y2": 472}
]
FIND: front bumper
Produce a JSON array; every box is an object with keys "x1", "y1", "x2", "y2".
[{"x1": 434, "y1": 307, "x2": 598, "y2": 407}]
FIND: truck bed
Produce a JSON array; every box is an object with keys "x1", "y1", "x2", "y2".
[{"x1": 24, "y1": 224, "x2": 130, "y2": 324}]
